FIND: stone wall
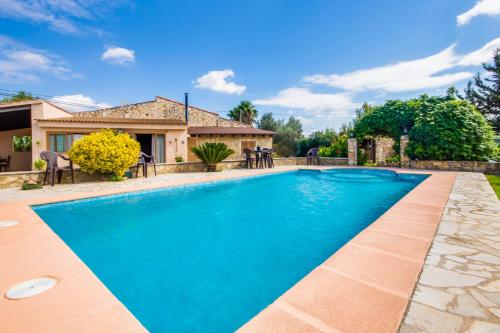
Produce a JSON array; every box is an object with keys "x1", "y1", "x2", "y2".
[
  {"x1": 190, "y1": 135, "x2": 273, "y2": 161},
  {"x1": 348, "y1": 138, "x2": 357, "y2": 166},
  {"x1": 374, "y1": 136, "x2": 395, "y2": 164},
  {"x1": 400, "y1": 135, "x2": 410, "y2": 168},
  {"x1": 409, "y1": 160, "x2": 500, "y2": 175},
  {"x1": 74, "y1": 97, "x2": 249, "y2": 128}
]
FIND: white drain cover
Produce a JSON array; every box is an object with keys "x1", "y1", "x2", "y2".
[
  {"x1": 5, "y1": 277, "x2": 57, "y2": 300},
  {"x1": 0, "y1": 220, "x2": 19, "y2": 228}
]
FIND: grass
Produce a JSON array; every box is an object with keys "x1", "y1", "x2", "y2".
[{"x1": 486, "y1": 175, "x2": 500, "y2": 199}]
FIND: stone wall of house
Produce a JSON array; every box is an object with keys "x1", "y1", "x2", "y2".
[
  {"x1": 409, "y1": 160, "x2": 500, "y2": 175},
  {"x1": 374, "y1": 136, "x2": 395, "y2": 164},
  {"x1": 189, "y1": 135, "x2": 273, "y2": 161},
  {"x1": 74, "y1": 97, "x2": 249, "y2": 128}
]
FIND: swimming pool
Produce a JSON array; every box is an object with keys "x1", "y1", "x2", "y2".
[{"x1": 33, "y1": 169, "x2": 427, "y2": 332}]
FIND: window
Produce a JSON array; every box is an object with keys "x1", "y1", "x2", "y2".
[
  {"x1": 49, "y1": 134, "x2": 66, "y2": 152},
  {"x1": 241, "y1": 140, "x2": 257, "y2": 152},
  {"x1": 49, "y1": 133, "x2": 84, "y2": 152},
  {"x1": 68, "y1": 134, "x2": 84, "y2": 148},
  {"x1": 155, "y1": 134, "x2": 165, "y2": 163}
]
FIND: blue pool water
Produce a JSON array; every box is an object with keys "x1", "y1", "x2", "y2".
[{"x1": 34, "y1": 169, "x2": 426, "y2": 332}]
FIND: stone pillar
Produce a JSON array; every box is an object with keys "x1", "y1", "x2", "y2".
[
  {"x1": 400, "y1": 135, "x2": 410, "y2": 168},
  {"x1": 348, "y1": 138, "x2": 357, "y2": 166}
]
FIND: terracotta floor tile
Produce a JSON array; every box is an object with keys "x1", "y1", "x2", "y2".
[
  {"x1": 237, "y1": 305, "x2": 325, "y2": 333},
  {"x1": 281, "y1": 268, "x2": 408, "y2": 333},
  {"x1": 351, "y1": 229, "x2": 431, "y2": 262},
  {"x1": 370, "y1": 218, "x2": 438, "y2": 240},
  {"x1": 323, "y1": 244, "x2": 422, "y2": 298},
  {"x1": 392, "y1": 202, "x2": 445, "y2": 215},
  {"x1": 382, "y1": 208, "x2": 442, "y2": 225}
]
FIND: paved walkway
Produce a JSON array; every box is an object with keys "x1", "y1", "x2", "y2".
[{"x1": 400, "y1": 173, "x2": 500, "y2": 333}]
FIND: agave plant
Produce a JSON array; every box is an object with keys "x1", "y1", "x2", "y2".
[{"x1": 191, "y1": 142, "x2": 234, "y2": 171}]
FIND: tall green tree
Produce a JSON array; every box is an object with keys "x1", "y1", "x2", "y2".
[
  {"x1": 353, "y1": 94, "x2": 496, "y2": 161},
  {"x1": 258, "y1": 112, "x2": 283, "y2": 132},
  {"x1": 273, "y1": 116, "x2": 304, "y2": 157},
  {"x1": 464, "y1": 48, "x2": 500, "y2": 132},
  {"x1": 257, "y1": 112, "x2": 304, "y2": 156},
  {"x1": 0, "y1": 90, "x2": 35, "y2": 104},
  {"x1": 228, "y1": 100, "x2": 258, "y2": 125}
]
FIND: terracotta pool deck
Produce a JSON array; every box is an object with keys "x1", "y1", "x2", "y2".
[{"x1": 1, "y1": 166, "x2": 494, "y2": 332}]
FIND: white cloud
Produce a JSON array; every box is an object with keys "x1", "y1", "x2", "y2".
[
  {"x1": 101, "y1": 47, "x2": 135, "y2": 65},
  {"x1": 304, "y1": 46, "x2": 472, "y2": 93},
  {"x1": 458, "y1": 37, "x2": 500, "y2": 66},
  {"x1": 0, "y1": 0, "x2": 127, "y2": 34},
  {"x1": 254, "y1": 88, "x2": 358, "y2": 116},
  {"x1": 304, "y1": 37, "x2": 500, "y2": 93},
  {"x1": 457, "y1": 0, "x2": 500, "y2": 26},
  {"x1": 51, "y1": 94, "x2": 111, "y2": 112},
  {"x1": 195, "y1": 69, "x2": 246, "y2": 95},
  {"x1": 0, "y1": 35, "x2": 73, "y2": 83}
]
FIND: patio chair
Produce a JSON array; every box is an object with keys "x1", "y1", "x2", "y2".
[
  {"x1": 40, "y1": 151, "x2": 74, "y2": 186},
  {"x1": 307, "y1": 148, "x2": 320, "y2": 165},
  {"x1": 243, "y1": 148, "x2": 255, "y2": 169},
  {"x1": 0, "y1": 155, "x2": 10, "y2": 172},
  {"x1": 260, "y1": 148, "x2": 273, "y2": 168},
  {"x1": 136, "y1": 152, "x2": 157, "y2": 178}
]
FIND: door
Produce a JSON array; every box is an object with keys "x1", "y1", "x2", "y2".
[{"x1": 136, "y1": 134, "x2": 153, "y2": 156}]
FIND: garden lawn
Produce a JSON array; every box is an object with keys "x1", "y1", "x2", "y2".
[{"x1": 486, "y1": 175, "x2": 500, "y2": 199}]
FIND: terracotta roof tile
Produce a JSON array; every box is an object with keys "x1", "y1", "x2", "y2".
[
  {"x1": 37, "y1": 116, "x2": 186, "y2": 125},
  {"x1": 188, "y1": 126, "x2": 275, "y2": 135}
]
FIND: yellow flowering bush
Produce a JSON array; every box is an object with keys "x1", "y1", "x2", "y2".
[{"x1": 68, "y1": 130, "x2": 140, "y2": 177}]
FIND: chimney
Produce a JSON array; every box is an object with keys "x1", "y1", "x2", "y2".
[{"x1": 184, "y1": 92, "x2": 189, "y2": 123}]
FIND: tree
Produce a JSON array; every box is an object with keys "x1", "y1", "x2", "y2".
[
  {"x1": 258, "y1": 112, "x2": 283, "y2": 132},
  {"x1": 273, "y1": 116, "x2": 304, "y2": 157},
  {"x1": 353, "y1": 94, "x2": 496, "y2": 161},
  {"x1": 407, "y1": 99, "x2": 496, "y2": 161},
  {"x1": 296, "y1": 128, "x2": 337, "y2": 156},
  {"x1": 228, "y1": 100, "x2": 258, "y2": 125},
  {"x1": 0, "y1": 90, "x2": 35, "y2": 104},
  {"x1": 464, "y1": 48, "x2": 500, "y2": 132}
]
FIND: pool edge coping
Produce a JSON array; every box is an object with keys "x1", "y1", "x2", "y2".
[{"x1": 0, "y1": 166, "x2": 456, "y2": 332}]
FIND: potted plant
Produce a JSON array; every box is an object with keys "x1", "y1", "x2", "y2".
[
  {"x1": 33, "y1": 158, "x2": 46, "y2": 171},
  {"x1": 191, "y1": 142, "x2": 234, "y2": 172}
]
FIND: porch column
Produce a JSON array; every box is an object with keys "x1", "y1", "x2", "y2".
[
  {"x1": 348, "y1": 138, "x2": 357, "y2": 166},
  {"x1": 400, "y1": 135, "x2": 410, "y2": 168}
]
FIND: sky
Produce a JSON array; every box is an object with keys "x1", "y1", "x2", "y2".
[{"x1": 0, "y1": 0, "x2": 500, "y2": 133}]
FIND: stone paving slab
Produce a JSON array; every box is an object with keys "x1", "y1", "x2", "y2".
[{"x1": 400, "y1": 173, "x2": 500, "y2": 333}]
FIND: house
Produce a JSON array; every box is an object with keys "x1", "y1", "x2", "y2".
[{"x1": 0, "y1": 96, "x2": 274, "y2": 171}]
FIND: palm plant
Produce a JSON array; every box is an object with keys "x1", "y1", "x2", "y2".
[
  {"x1": 228, "y1": 100, "x2": 258, "y2": 125},
  {"x1": 191, "y1": 142, "x2": 234, "y2": 171}
]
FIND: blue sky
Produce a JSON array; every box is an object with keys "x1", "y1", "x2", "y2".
[{"x1": 1, "y1": 0, "x2": 499, "y2": 133}]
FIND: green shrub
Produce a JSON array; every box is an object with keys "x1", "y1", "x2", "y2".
[
  {"x1": 33, "y1": 158, "x2": 45, "y2": 171},
  {"x1": 318, "y1": 133, "x2": 348, "y2": 158},
  {"x1": 68, "y1": 130, "x2": 140, "y2": 177},
  {"x1": 406, "y1": 100, "x2": 496, "y2": 161},
  {"x1": 12, "y1": 136, "x2": 32, "y2": 152},
  {"x1": 175, "y1": 155, "x2": 184, "y2": 163},
  {"x1": 385, "y1": 155, "x2": 400, "y2": 163},
  {"x1": 22, "y1": 182, "x2": 42, "y2": 190},
  {"x1": 357, "y1": 149, "x2": 368, "y2": 165},
  {"x1": 191, "y1": 142, "x2": 234, "y2": 171}
]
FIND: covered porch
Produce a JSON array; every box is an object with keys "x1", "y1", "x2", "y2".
[{"x1": 0, "y1": 105, "x2": 32, "y2": 172}]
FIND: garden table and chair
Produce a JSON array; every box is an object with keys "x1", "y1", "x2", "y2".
[{"x1": 243, "y1": 147, "x2": 274, "y2": 169}]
